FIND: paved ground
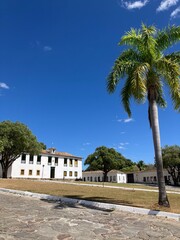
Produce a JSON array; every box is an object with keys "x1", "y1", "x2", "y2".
[{"x1": 0, "y1": 192, "x2": 180, "y2": 240}]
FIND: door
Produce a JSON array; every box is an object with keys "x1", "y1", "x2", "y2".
[
  {"x1": 127, "y1": 173, "x2": 134, "y2": 183},
  {"x1": 50, "y1": 167, "x2": 55, "y2": 178}
]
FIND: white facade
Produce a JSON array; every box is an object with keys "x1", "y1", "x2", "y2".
[
  {"x1": 129, "y1": 169, "x2": 173, "y2": 185},
  {"x1": 82, "y1": 170, "x2": 127, "y2": 183},
  {"x1": 0, "y1": 148, "x2": 82, "y2": 180}
]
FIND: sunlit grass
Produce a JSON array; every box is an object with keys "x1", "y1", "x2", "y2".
[{"x1": 0, "y1": 179, "x2": 179, "y2": 213}]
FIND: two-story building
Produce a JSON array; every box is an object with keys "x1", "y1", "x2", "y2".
[{"x1": 0, "y1": 148, "x2": 82, "y2": 180}]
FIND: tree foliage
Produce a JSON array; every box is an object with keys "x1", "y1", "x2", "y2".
[
  {"x1": 0, "y1": 121, "x2": 43, "y2": 178},
  {"x1": 84, "y1": 146, "x2": 134, "y2": 181},
  {"x1": 162, "y1": 145, "x2": 180, "y2": 186},
  {"x1": 137, "y1": 160, "x2": 147, "y2": 171}
]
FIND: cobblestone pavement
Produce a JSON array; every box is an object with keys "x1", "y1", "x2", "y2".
[{"x1": 0, "y1": 192, "x2": 179, "y2": 240}]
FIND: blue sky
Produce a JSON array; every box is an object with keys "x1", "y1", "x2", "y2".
[{"x1": 0, "y1": 0, "x2": 180, "y2": 169}]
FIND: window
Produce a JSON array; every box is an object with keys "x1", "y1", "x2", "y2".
[
  {"x1": 64, "y1": 158, "x2": 67, "y2": 167},
  {"x1": 29, "y1": 170, "x2": 32, "y2": 175},
  {"x1": 69, "y1": 171, "x2": 72, "y2": 177},
  {"x1": 20, "y1": 169, "x2": 25, "y2": 175},
  {"x1": 143, "y1": 177, "x2": 146, "y2": 182},
  {"x1": 29, "y1": 155, "x2": 34, "y2": 164},
  {"x1": 110, "y1": 176, "x2": 112, "y2": 182},
  {"x1": 36, "y1": 170, "x2": 40, "y2": 176},
  {"x1": 75, "y1": 171, "x2": 78, "y2": 177},
  {"x1": 48, "y1": 156, "x2": 52, "y2": 165},
  {"x1": 21, "y1": 154, "x2": 26, "y2": 163},
  {"x1": 37, "y1": 155, "x2": 41, "y2": 164},
  {"x1": 153, "y1": 176, "x2": 157, "y2": 181},
  {"x1": 64, "y1": 171, "x2": 67, "y2": 177},
  {"x1": 69, "y1": 159, "x2": 73, "y2": 167},
  {"x1": 55, "y1": 157, "x2": 58, "y2": 166},
  {"x1": 87, "y1": 177, "x2": 89, "y2": 181},
  {"x1": 74, "y1": 159, "x2": 78, "y2": 167},
  {"x1": 113, "y1": 176, "x2": 116, "y2": 182}
]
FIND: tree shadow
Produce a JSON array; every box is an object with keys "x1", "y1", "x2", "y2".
[{"x1": 40, "y1": 194, "x2": 132, "y2": 213}]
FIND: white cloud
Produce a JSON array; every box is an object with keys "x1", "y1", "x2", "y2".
[
  {"x1": 43, "y1": 46, "x2": 52, "y2": 51},
  {"x1": 117, "y1": 142, "x2": 129, "y2": 150},
  {"x1": 0, "y1": 82, "x2": 9, "y2": 89},
  {"x1": 118, "y1": 145, "x2": 126, "y2": 149},
  {"x1": 120, "y1": 142, "x2": 129, "y2": 145},
  {"x1": 121, "y1": 0, "x2": 149, "y2": 10},
  {"x1": 117, "y1": 119, "x2": 122, "y2": 122},
  {"x1": 116, "y1": 117, "x2": 134, "y2": 123},
  {"x1": 171, "y1": 6, "x2": 180, "y2": 17},
  {"x1": 157, "y1": 0, "x2": 179, "y2": 12},
  {"x1": 83, "y1": 142, "x2": 91, "y2": 146},
  {"x1": 124, "y1": 118, "x2": 134, "y2": 123}
]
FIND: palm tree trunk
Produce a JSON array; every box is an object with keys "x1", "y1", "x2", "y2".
[{"x1": 149, "y1": 99, "x2": 170, "y2": 207}]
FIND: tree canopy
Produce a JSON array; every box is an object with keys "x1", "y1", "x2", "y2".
[
  {"x1": 137, "y1": 160, "x2": 147, "y2": 171},
  {"x1": 162, "y1": 145, "x2": 180, "y2": 186},
  {"x1": 84, "y1": 146, "x2": 134, "y2": 181},
  {"x1": 0, "y1": 121, "x2": 43, "y2": 178}
]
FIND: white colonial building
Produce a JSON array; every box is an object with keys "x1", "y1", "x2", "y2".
[
  {"x1": 82, "y1": 169, "x2": 174, "y2": 185},
  {"x1": 82, "y1": 170, "x2": 127, "y2": 183},
  {"x1": 128, "y1": 169, "x2": 173, "y2": 185},
  {"x1": 0, "y1": 148, "x2": 82, "y2": 180}
]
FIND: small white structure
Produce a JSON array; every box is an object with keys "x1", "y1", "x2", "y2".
[
  {"x1": 0, "y1": 148, "x2": 82, "y2": 180},
  {"x1": 82, "y1": 170, "x2": 127, "y2": 183}
]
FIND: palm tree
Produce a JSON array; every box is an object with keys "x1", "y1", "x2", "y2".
[{"x1": 107, "y1": 24, "x2": 180, "y2": 207}]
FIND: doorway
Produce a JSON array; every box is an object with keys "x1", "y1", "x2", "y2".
[{"x1": 50, "y1": 167, "x2": 55, "y2": 178}]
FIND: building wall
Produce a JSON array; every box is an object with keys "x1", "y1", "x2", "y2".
[
  {"x1": 82, "y1": 171, "x2": 127, "y2": 183},
  {"x1": 0, "y1": 153, "x2": 82, "y2": 180},
  {"x1": 133, "y1": 169, "x2": 173, "y2": 185}
]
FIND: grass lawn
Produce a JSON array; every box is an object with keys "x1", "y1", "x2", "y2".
[
  {"x1": 0, "y1": 179, "x2": 180, "y2": 214},
  {"x1": 76, "y1": 181, "x2": 158, "y2": 189}
]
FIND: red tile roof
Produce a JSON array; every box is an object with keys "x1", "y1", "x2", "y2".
[{"x1": 41, "y1": 149, "x2": 82, "y2": 159}]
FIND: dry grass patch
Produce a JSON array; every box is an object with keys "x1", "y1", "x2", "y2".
[{"x1": 0, "y1": 179, "x2": 180, "y2": 214}]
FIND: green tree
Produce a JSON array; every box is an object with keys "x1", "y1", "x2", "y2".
[
  {"x1": 107, "y1": 24, "x2": 180, "y2": 207},
  {"x1": 137, "y1": 160, "x2": 147, "y2": 171},
  {"x1": 39, "y1": 142, "x2": 47, "y2": 150},
  {"x1": 84, "y1": 146, "x2": 131, "y2": 181},
  {"x1": 0, "y1": 121, "x2": 42, "y2": 178},
  {"x1": 162, "y1": 145, "x2": 180, "y2": 186}
]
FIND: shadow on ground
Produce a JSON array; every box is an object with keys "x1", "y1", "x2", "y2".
[{"x1": 40, "y1": 194, "x2": 134, "y2": 213}]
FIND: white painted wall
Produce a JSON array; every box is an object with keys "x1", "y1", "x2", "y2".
[
  {"x1": 82, "y1": 170, "x2": 127, "y2": 183},
  {"x1": 133, "y1": 169, "x2": 173, "y2": 184},
  {"x1": 0, "y1": 153, "x2": 82, "y2": 180}
]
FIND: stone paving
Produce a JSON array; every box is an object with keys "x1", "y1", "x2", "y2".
[{"x1": 0, "y1": 192, "x2": 180, "y2": 240}]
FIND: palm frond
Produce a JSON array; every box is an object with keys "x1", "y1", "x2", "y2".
[
  {"x1": 119, "y1": 48, "x2": 142, "y2": 62},
  {"x1": 119, "y1": 28, "x2": 142, "y2": 48},
  {"x1": 157, "y1": 57, "x2": 180, "y2": 110},
  {"x1": 156, "y1": 82, "x2": 167, "y2": 108},
  {"x1": 121, "y1": 76, "x2": 132, "y2": 117},
  {"x1": 157, "y1": 57, "x2": 180, "y2": 82},
  {"x1": 107, "y1": 54, "x2": 138, "y2": 93},
  {"x1": 165, "y1": 52, "x2": 180, "y2": 64},
  {"x1": 156, "y1": 25, "x2": 180, "y2": 51},
  {"x1": 131, "y1": 63, "x2": 149, "y2": 102}
]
